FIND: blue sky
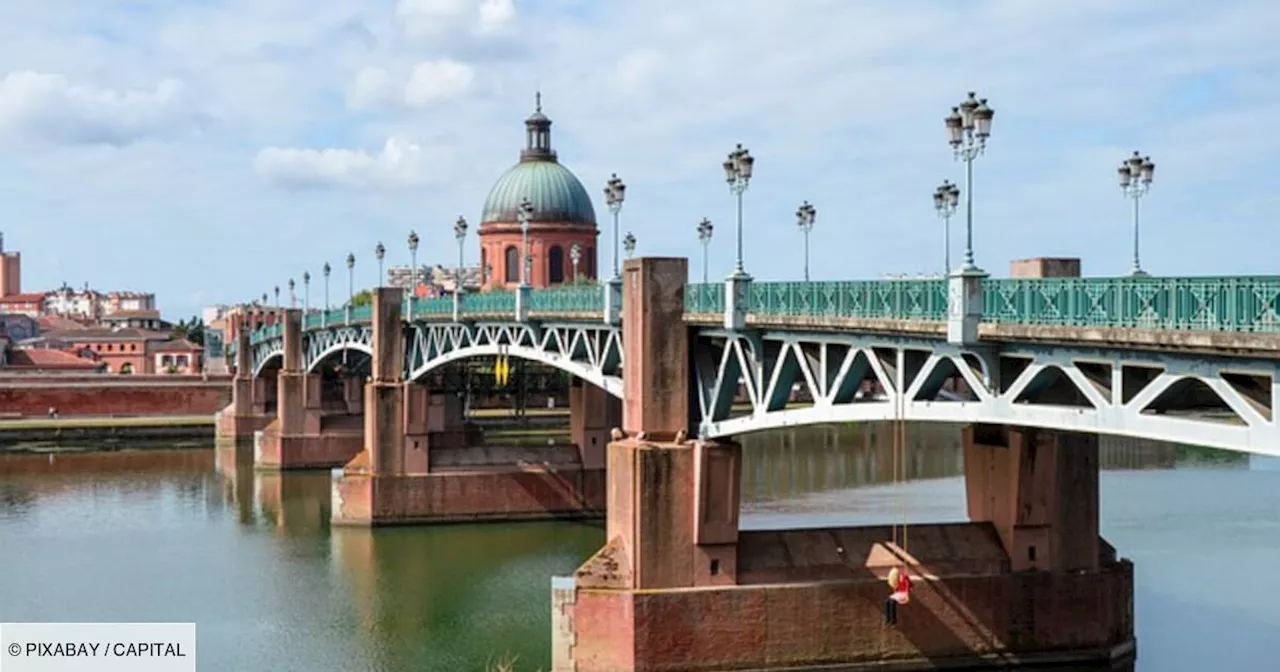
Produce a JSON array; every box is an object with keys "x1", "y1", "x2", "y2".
[{"x1": 0, "y1": 0, "x2": 1277, "y2": 318}]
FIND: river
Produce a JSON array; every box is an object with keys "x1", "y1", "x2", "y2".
[{"x1": 0, "y1": 424, "x2": 1277, "y2": 671}]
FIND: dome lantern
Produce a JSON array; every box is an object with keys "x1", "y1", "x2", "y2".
[{"x1": 521, "y1": 91, "x2": 556, "y2": 162}]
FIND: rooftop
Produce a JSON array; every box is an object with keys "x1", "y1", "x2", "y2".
[{"x1": 6, "y1": 348, "x2": 104, "y2": 371}]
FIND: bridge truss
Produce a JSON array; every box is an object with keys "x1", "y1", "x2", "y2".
[
  {"x1": 251, "y1": 320, "x2": 624, "y2": 397},
  {"x1": 692, "y1": 328, "x2": 1280, "y2": 457}
]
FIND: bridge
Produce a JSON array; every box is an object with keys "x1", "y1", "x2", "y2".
[
  {"x1": 234, "y1": 272, "x2": 1280, "y2": 456},
  {"x1": 215, "y1": 259, "x2": 1279, "y2": 672}
]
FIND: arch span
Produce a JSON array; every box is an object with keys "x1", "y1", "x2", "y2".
[
  {"x1": 306, "y1": 342, "x2": 374, "y2": 374},
  {"x1": 405, "y1": 321, "x2": 623, "y2": 398},
  {"x1": 693, "y1": 329, "x2": 1280, "y2": 457},
  {"x1": 253, "y1": 351, "x2": 283, "y2": 378}
]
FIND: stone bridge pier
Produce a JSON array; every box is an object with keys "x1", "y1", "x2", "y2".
[
  {"x1": 552, "y1": 258, "x2": 1134, "y2": 672},
  {"x1": 331, "y1": 287, "x2": 616, "y2": 526},
  {"x1": 214, "y1": 316, "x2": 274, "y2": 441},
  {"x1": 253, "y1": 309, "x2": 365, "y2": 470}
]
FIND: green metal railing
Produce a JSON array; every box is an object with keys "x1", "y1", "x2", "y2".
[
  {"x1": 685, "y1": 282, "x2": 723, "y2": 314},
  {"x1": 982, "y1": 276, "x2": 1280, "y2": 332},
  {"x1": 461, "y1": 290, "x2": 516, "y2": 314},
  {"x1": 244, "y1": 275, "x2": 1280, "y2": 348},
  {"x1": 746, "y1": 280, "x2": 949, "y2": 321},
  {"x1": 527, "y1": 285, "x2": 604, "y2": 313}
]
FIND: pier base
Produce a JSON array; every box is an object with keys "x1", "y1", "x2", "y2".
[
  {"x1": 214, "y1": 408, "x2": 272, "y2": 442},
  {"x1": 330, "y1": 465, "x2": 605, "y2": 526},
  {"x1": 562, "y1": 526, "x2": 1134, "y2": 671},
  {"x1": 254, "y1": 423, "x2": 365, "y2": 470}
]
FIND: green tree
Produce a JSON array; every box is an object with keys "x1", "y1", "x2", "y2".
[
  {"x1": 172, "y1": 316, "x2": 205, "y2": 346},
  {"x1": 349, "y1": 290, "x2": 373, "y2": 307}
]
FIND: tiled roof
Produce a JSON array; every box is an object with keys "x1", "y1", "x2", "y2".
[
  {"x1": 46, "y1": 327, "x2": 169, "y2": 342},
  {"x1": 0, "y1": 293, "x2": 46, "y2": 303},
  {"x1": 38, "y1": 316, "x2": 89, "y2": 331},
  {"x1": 149, "y1": 339, "x2": 202, "y2": 353},
  {"x1": 6, "y1": 349, "x2": 104, "y2": 370},
  {"x1": 103, "y1": 309, "x2": 161, "y2": 319}
]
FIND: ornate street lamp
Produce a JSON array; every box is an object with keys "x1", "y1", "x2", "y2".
[
  {"x1": 569, "y1": 243, "x2": 582, "y2": 282},
  {"x1": 944, "y1": 92, "x2": 994, "y2": 273},
  {"x1": 623, "y1": 232, "x2": 636, "y2": 259},
  {"x1": 1118, "y1": 151, "x2": 1156, "y2": 276},
  {"x1": 604, "y1": 173, "x2": 626, "y2": 279},
  {"x1": 517, "y1": 198, "x2": 535, "y2": 287},
  {"x1": 722, "y1": 143, "x2": 755, "y2": 277},
  {"x1": 795, "y1": 201, "x2": 817, "y2": 281},
  {"x1": 454, "y1": 216, "x2": 468, "y2": 293},
  {"x1": 274, "y1": 285, "x2": 280, "y2": 310},
  {"x1": 932, "y1": 180, "x2": 960, "y2": 274},
  {"x1": 407, "y1": 230, "x2": 419, "y2": 319},
  {"x1": 375, "y1": 242, "x2": 386, "y2": 287},
  {"x1": 322, "y1": 262, "x2": 331, "y2": 310},
  {"x1": 302, "y1": 271, "x2": 310, "y2": 316},
  {"x1": 345, "y1": 252, "x2": 355, "y2": 304},
  {"x1": 696, "y1": 217, "x2": 713, "y2": 285}
]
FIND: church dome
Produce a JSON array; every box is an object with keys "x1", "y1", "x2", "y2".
[
  {"x1": 481, "y1": 161, "x2": 596, "y2": 225},
  {"x1": 479, "y1": 93, "x2": 597, "y2": 226}
]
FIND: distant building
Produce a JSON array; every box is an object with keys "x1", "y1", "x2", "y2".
[
  {"x1": 0, "y1": 232, "x2": 21, "y2": 299},
  {"x1": 101, "y1": 310, "x2": 168, "y2": 331},
  {"x1": 4, "y1": 348, "x2": 105, "y2": 374},
  {"x1": 32, "y1": 328, "x2": 169, "y2": 374},
  {"x1": 0, "y1": 293, "x2": 45, "y2": 318},
  {"x1": 151, "y1": 340, "x2": 203, "y2": 374}
]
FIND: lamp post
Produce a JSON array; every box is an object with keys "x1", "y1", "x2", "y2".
[
  {"x1": 795, "y1": 201, "x2": 816, "y2": 281},
  {"x1": 322, "y1": 262, "x2": 331, "y2": 308},
  {"x1": 944, "y1": 92, "x2": 994, "y2": 273},
  {"x1": 345, "y1": 252, "x2": 354, "y2": 324},
  {"x1": 375, "y1": 242, "x2": 385, "y2": 287},
  {"x1": 722, "y1": 143, "x2": 755, "y2": 278},
  {"x1": 407, "y1": 230, "x2": 419, "y2": 320},
  {"x1": 932, "y1": 180, "x2": 960, "y2": 274},
  {"x1": 453, "y1": 216, "x2": 468, "y2": 290},
  {"x1": 453, "y1": 216, "x2": 468, "y2": 320},
  {"x1": 1118, "y1": 151, "x2": 1156, "y2": 277},
  {"x1": 623, "y1": 232, "x2": 636, "y2": 259},
  {"x1": 302, "y1": 271, "x2": 310, "y2": 317},
  {"x1": 322, "y1": 262, "x2": 331, "y2": 325},
  {"x1": 517, "y1": 198, "x2": 534, "y2": 287},
  {"x1": 604, "y1": 173, "x2": 626, "y2": 279},
  {"x1": 569, "y1": 243, "x2": 581, "y2": 282},
  {"x1": 696, "y1": 217, "x2": 713, "y2": 285},
  {"x1": 274, "y1": 285, "x2": 280, "y2": 310}
]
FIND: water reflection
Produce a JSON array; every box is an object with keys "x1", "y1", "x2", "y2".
[{"x1": 0, "y1": 427, "x2": 1271, "y2": 672}]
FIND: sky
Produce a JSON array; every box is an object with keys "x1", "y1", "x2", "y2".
[{"x1": 0, "y1": 0, "x2": 1277, "y2": 319}]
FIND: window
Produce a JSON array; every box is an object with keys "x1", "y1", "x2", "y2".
[
  {"x1": 586, "y1": 247, "x2": 595, "y2": 277},
  {"x1": 504, "y1": 246, "x2": 519, "y2": 283},
  {"x1": 481, "y1": 248, "x2": 488, "y2": 281},
  {"x1": 548, "y1": 246, "x2": 565, "y2": 284}
]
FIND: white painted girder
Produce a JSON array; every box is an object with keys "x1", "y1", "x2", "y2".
[{"x1": 694, "y1": 329, "x2": 1280, "y2": 457}]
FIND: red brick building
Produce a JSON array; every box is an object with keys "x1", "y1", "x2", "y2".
[{"x1": 478, "y1": 94, "x2": 600, "y2": 290}]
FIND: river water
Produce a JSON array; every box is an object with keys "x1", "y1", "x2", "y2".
[{"x1": 0, "y1": 424, "x2": 1277, "y2": 672}]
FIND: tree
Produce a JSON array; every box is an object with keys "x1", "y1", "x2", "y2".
[
  {"x1": 349, "y1": 290, "x2": 373, "y2": 308},
  {"x1": 172, "y1": 316, "x2": 205, "y2": 346}
]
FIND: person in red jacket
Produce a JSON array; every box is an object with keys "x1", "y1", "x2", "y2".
[{"x1": 884, "y1": 566, "x2": 912, "y2": 625}]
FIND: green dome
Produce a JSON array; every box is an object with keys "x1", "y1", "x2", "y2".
[{"x1": 480, "y1": 159, "x2": 597, "y2": 226}]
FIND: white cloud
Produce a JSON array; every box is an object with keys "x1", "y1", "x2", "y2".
[
  {"x1": 346, "y1": 60, "x2": 474, "y2": 110},
  {"x1": 3, "y1": 0, "x2": 1280, "y2": 320},
  {"x1": 476, "y1": 0, "x2": 516, "y2": 34},
  {"x1": 253, "y1": 137, "x2": 452, "y2": 190},
  {"x1": 0, "y1": 71, "x2": 197, "y2": 146},
  {"x1": 394, "y1": 0, "x2": 517, "y2": 39},
  {"x1": 346, "y1": 67, "x2": 398, "y2": 111},
  {"x1": 404, "y1": 60, "x2": 475, "y2": 108}
]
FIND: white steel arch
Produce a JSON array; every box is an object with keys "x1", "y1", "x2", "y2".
[
  {"x1": 405, "y1": 321, "x2": 623, "y2": 398},
  {"x1": 693, "y1": 328, "x2": 1280, "y2": 457}
]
